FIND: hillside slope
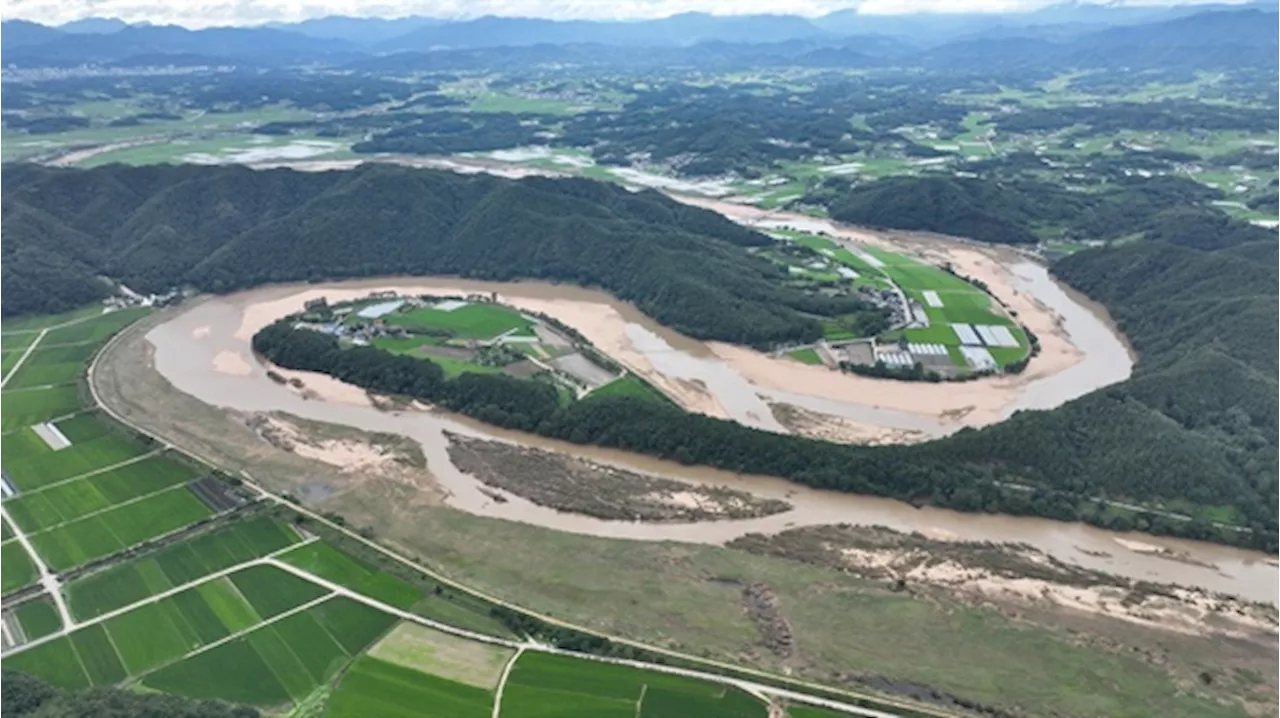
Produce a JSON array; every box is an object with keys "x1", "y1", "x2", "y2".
[{"x1": 1, "y1": 163, "x2": 873, "y2": 347}]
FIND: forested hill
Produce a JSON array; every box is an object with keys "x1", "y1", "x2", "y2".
[
  {"x1": 940, "y1": 239, "x2": 1277, "y2": 543},
  {"x1": 0, "y1": 163, "x2": 868, "y2": 346}
]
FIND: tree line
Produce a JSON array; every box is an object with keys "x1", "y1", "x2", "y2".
[{"x1": 2, "y1": 670, "x2": 257, "y2": 718}]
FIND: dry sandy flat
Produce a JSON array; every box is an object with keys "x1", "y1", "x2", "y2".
[{"x1": 192, "y1": 325, "x2": 212, "y2": 339}]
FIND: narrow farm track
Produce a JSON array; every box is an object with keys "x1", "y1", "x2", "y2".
[
  {"x1": 0, "y1": 504, "x2": 73, "y2": 631},
  {"x1": 492, "y1": 645, "x2": 526, "y2": 718},
  {"x1": 86, "y1": 314, "x2": 959, "y2": 718},
  {"x1": 1, "y1": 329, "x2": 48, "y2": 388}
]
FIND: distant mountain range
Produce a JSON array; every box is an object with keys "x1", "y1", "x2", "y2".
[{"x1": 1, "y1": 2, "x2": 1275, "y2": 69}]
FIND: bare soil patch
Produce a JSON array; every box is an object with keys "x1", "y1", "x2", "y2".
[
  {"x1": 769, "y1": 402, "x2": 929, "y2": 445},
  {"x1": 445, "y1": 432, "x2": 791, "y2": 523}
]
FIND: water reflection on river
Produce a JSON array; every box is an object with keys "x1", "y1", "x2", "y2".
[{"x1": 145, "y1": 281, "x2": 1277, "y2": 604}]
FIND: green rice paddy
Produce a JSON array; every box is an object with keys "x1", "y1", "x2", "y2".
[
  {"x1": 773, "y1": 231, "x2": 1029, "y2": 367},
  {"x1": 1, "y1": 541, "x2": 38, "y2": 594},
  {"x1": 328, "y1": 656, "x2": 493, "y2": 718},
  {"x1": 385, "y1": 303, "x2": 534, "y2": 339},
  {"x1": 28, "y1": 485, "x2": 216, "y2": 570},
  {"x1": 66, "y1": 516, "x2": 301, "y2": 620},
  {"x1": 279, "y1": 541, "x2": 423, "y2": 609},
  {"x1": 0, "y1": 386, "x2": 82, "y2": 431},
  {"x1": 4, "y1": 636, "x2": 92, "y2": 689},
  {"x1": 15, "y1": 597, "x2": 62, "y2": 640},
  {"x1": 71, "y1": 624, "x2": 129, "y2": 685},
  {"x1": 142, "y1": 597, "x2": 395, "y2": 707},
  {"x1": 6, "y1": 453, "x2": 202, "y2": 533},
  {"x1": 501, "y1": 652, "x2": 765, "y2": 718},
  {"x1": 229, "y1": 564, "x2": 330, "y2": 619},
  {"x1": 2, "y1": 342, "x2": 101, "y2": 390}
]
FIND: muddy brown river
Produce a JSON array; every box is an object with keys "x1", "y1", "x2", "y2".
[{"x1": 143, "y1": 273, "x2": 1278, "y2": 605}]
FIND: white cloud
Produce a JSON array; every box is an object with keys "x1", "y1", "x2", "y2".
[{"x1": 2, "y1": 0, "x2": 1246, "y2": 28}]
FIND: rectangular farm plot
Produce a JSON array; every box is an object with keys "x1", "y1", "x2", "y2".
[
  {"x1": 143, "y1": 635, "x2": 294, "y2": 707},
  {"x1": 4, "y1": 636, "x2": 92, "y2": 689},
  {"x1": 52, "y1": 412, "x2": 113, "y2": 442},
  {"x1": 1, "y1": 386, "x2": 81, "y2": 431},
  {"x1": 502, "y1": 652, "x2": 765, "y2": 718},
  {"x1": 70, "y1": 623, "x2": 129, "y2": 686},
  {"x1": 278, "y1": 541, "x2": 423, "y2": 609},
  {"x1": 386, "y1": 303, "x2": 533, "y2": 339},
  {"x1": 309, "y1": 596, "x2": 399, "y2": 654},
  {"x1": 142, "y1": 598, "x2": 390, "y2": 709},
  {"x1": 5, "y1": 431, "x2": 65, "y2": 475},
  {"x1": 15, "y1": 596, "x2": 62, "y2": 640},
  {"x1": 369, "y1": 622, "x2": 513, "y2": 690},
  {"x1": 3, "y1": 342, "x2": 101, "y2": 390},
  {"x1": 229, "y1": 564, "x2": 330, "y2": 619},
  {"x1": 2, "y1": 541, "x2": 38, "y2": 594},
  {"x1": 1, "y1": 425, "x2": 149, "y2": 491},
  {"x1": 28, "y1": 486, "x2": 215, "y2": 570},
  {"x1": 39, "y1": 307, "x2": 148, "y2": 346},
  {"x1": 270, "y1": 610, "x2": 352, "y2": 682},
  {"x1": 328, "y1": 656, "x2": 493, "y2": 718},
  {"x1": 104, "y1": 599, "x2": 202, "y2": 675}
]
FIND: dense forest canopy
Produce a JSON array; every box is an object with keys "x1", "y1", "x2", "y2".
[
  {"x1": 812, "y1": 174, "x2": 1275, "y2": 245},
  {"x1": 0, "y1": 163, "x2": 882, "y2": 347}
]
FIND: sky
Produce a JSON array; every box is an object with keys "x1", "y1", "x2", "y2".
[{"x1": 2, "y1": 0, "x2": 1251, "y2": 29}]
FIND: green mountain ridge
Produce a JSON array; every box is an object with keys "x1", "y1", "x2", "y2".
[{"x1": 1, "y1": 163, "x2": 879, "y2": 347}]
